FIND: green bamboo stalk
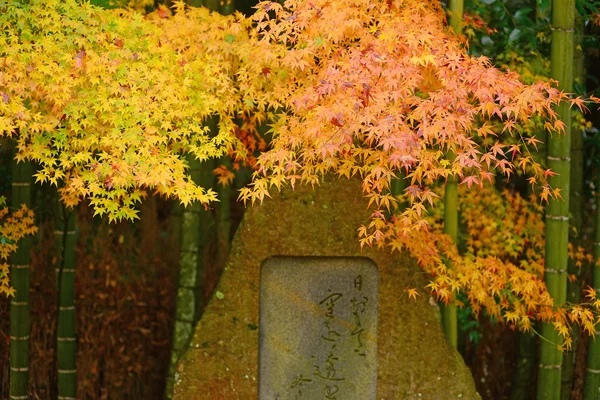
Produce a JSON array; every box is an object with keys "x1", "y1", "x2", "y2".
[
  {"x1": 584, "y1": 177, "x2": 600, "y2": 399},
  {"x1": 55, "y1": 203, "x2": 77, "y2": 400},
  {"x1": 449, "y1": 0, "x2": 464, "y2": 35},
  {"x1": 510, "y1": 331, "x2": 537, "y2": 400},
  {"x1": 560, "y1": 15, "x2": 585, "y2": 400},
  {"x1": 441, "y1": 0, "x2": 462, "y2": 350},
  {"x1": 9, "y1": 158, "x2": 33, "y2": 400},
  {"x1": 537, "y1": 0, "x2": 574, "y2": 397}
]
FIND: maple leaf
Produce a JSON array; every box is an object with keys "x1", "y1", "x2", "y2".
[
  {"x1": 213, "y1": 164, "x2": 235, "y2": 187},
  {"x1": 406, "y1": 288, "x2": 419, "y2": 301},
  {"x1": 569, "y1": 96, "x2": 589, "y2": 113},
  {"x1": 460, "y1": 175, "x2": 480, "y2": 189}
]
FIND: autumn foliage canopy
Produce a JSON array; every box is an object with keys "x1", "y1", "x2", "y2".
[{"x1": 2, "y1": 0, "x2": 600, "y2": 344}]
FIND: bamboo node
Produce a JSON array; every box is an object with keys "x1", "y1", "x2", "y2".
[
  {"x1": 9, "y1": 366, "x2": 29, "y2": 372},
  {"x1": 538, "y1": 363, "x2": 562, "y2": 369},
  {"x1": 179, "y1": 284, "x2": 201, "y2": 290},
  {"x1": 10, "y1": 301, "x2": 28, "y2": 306},
  {"x1": 545, "y1": 268, "x2": 567, "y2": 274},
  {"x1": 11, "y1": 264, "x2": 29, "y2": 269},
  {"x1": 545, "y1": 214, "x2": 569, "y2": 221},
  {"x1": 57, "y1": 336, "x2": 76, "y2": 342},
  {"x1": 11, "y1": 182, "x2": 30, "y2": 187},
  {"x1": 547, "y1": 155, "x2": 571, "y2": 161},
  {"x1": 57, "y1": 369, "x2": 77, "y2": 374},
  {"x1": 550, "y1": 27, "x2": 575, "y2": 32},
  {"x1": 9, "y1": 335, "x2": 29, "y2": 341},
  {"x1": 59, "y1": 306, "x2": 75, "y2": 311},
  {"x1": 54, "y1": 230, "x2": 76, "y2": 236},
  {"x1": 57, "y1": 397, "x2": 77, "y2": 400},
  {"x1": 588, "y1": 368, "x2": 600, "y2": 374},
  {"x1": 10, "y1": 395, "x2": 29, "y2": 400}
]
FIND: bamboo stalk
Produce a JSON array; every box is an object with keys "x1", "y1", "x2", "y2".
[
  {"x1": 510, "y1": 331, "x2": 536, "y2": 400},
  {"x1": 560, "y1": 15, "x2": 585, "y2": 400},
  {"x1": 440, "y1": 0, "x2": 462, "y2": 350},
  {"x1": 449, "y1": 0, "x2": 463, "y2": 35},
  {"x1": 55, "y1": 203, "x2": 77, "y2": 400},
  {"x1": 9, "y1": 158, "x2": 33, "y2": 400},
  {"x1": 537, "y1": 0, "x2": 574, "y2": 397}
]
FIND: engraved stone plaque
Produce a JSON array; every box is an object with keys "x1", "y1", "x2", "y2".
[{"x1": 259, "y1": 256, "x2": 378, "y2": 400}]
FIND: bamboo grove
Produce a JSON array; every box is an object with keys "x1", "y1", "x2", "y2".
[{"x1": 2, "y1": 0, "x2": 600, "y2": 398}]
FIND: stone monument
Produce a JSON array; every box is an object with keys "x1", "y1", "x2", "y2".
[{"x1": 173, "y1": 176, "x2": 480, "y2": 399}]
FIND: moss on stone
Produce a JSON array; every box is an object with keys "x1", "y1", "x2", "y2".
[{"x1": 173, "y1": 176, "x2": 480, "y2": 399}]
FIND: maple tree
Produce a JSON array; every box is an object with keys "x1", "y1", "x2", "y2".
[
  {"x1": 240, "y1": 0, "x2": 600, "y2": 356},
  {"x1": 242, "y1": 0, "x2": 568, "y2": 228},
  {"x1": 0, "y1": 0, "x2": 265, "y2": 221},
  {"x1": 247, "y1": 1, "x2": 544, "y2": 252}
]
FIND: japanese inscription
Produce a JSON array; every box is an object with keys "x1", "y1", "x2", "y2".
[{"x1": 259, "y1": 257, "x2": 378, "y2": 400}]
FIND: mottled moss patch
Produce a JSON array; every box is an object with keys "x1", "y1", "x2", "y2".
[{"x1": 174, "y1": 177, "x2": 480, "y2": 400}]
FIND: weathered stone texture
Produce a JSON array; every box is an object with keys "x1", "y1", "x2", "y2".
[
  {"x1": 259, "y1": 256, "x2": 378, "y2": 399},
  {"x1": 174, "y1": 176, "x2": 480, "y2": 400}
]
